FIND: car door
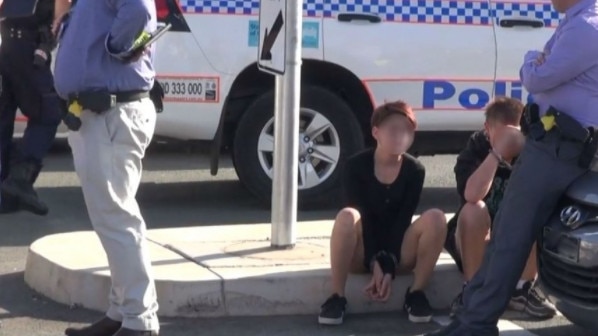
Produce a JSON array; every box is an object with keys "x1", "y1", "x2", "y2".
[
  {"x1": 490, "y1": 0, "x2": 560, "y2": 103},
  {"x1": 322, "y1": 0, "x2": 497, "y2": 131}
]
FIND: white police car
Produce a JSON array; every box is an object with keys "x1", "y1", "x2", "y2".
[{"x1": 17, "y1": 0, "x2": 560, "y2": 207}]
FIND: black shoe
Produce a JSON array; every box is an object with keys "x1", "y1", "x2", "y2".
[
  {"x1": 112, "y1": 328, "x2": 159, "y2": 336},
  {"x1": 64, "y1": 317, "x2": 122, "y2": 336},
  {"x1": 403, "y1": 287, "x2": 433, "y2": 323},
  {"x1": 509, "y1": 281, "x2": 556, "y2": 319},
  {"x1": 318, "y1": 294, "x2": 347, "y2": 325},
  {"x1": 0, "y1": 192, "x2": 19, "y2": 214},
  {"x1": 1, "y1": 161, "x2": 47, "y2": 216}
]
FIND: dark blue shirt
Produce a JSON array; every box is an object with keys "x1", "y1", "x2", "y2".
[{"x1": 54, "y1": 0, "x2": 157, "y2": 98}]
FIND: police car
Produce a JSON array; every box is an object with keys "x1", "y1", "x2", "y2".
[{"x1": 16, "y1": 0, "x2": 560, "y2": 207}]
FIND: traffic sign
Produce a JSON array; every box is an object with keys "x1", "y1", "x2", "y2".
[{"x1": 258, "y1": 0, "x2": 287, "y2": 75}]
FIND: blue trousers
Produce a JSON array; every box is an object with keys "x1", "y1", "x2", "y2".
[{"x1": 0, "y1": 36, "x2": 63, "y2": 182}]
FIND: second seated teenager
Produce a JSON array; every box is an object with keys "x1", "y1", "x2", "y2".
[
  {"x1": 318, "y1": 100, "x2": 448, "y2": 326},
  {"x1": 443, "y1": 97, "x2": 556, "y2": 319}
]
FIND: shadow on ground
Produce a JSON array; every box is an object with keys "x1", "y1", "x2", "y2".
[
  {"x1": 0, "y1": 270, "x2": 443, "y2": 336},
  {"x1": 1, "y1": 182, "x2": 458, "y2": 249}
]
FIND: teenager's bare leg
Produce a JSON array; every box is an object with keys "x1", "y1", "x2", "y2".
[
  {"x1": 400, "y1": 209, "x2": 447, "y2": 291},
  {"x1": 456, "y1": 201, "x2": 538, "y2": 282},
  {"x1": 456, "y1": 201, "x2": 491, "y2": 282},
  {"x1": 521, "y1": 243, "x2": 538, "y2": 282},
  {"x1": 330, "y1": 207, "x2": 364, "y2": 296}
]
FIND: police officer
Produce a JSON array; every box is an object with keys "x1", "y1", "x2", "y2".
[
  {"x1": 0, "y1": 0, "x2": 63, "y2": 216},
  {"x1": 427, "y1": 0, "x2": 598, "y2": 334},
  {"x1": 54, "y1": 0, "x2": 160, "y2": 335}
]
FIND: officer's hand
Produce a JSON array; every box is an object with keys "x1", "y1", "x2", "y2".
[
  {"x1": 535, "y1": 52, "x2": 546, "y2": 65},
  {"x1": 495, "y1": 125, "x2": 525, "y2": 159},
  {"x1": 524, "y1": 50, "x2": 543, "y2": 64},
  {"x1": 52, "y1": 13, "x2": 68, "y2": 37},
  {"x1": 123, "y1": 46, "x2": 149, "y2": 63}
]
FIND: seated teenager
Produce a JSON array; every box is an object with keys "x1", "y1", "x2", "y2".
[
  {"x1": 444, "y1": 97, "x2": 556, "y2": 319},
  {"x1": 318, "y1": 100, "x2": 447, "y2": 326}
]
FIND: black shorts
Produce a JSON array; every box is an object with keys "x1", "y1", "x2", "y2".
[{"x1": 444, "y1": 208, "x2": 496, "y2": 274}]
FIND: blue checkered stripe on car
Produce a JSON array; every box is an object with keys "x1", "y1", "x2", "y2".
[{"x1": 180, "y1": 0, "x2": 561, "y2": 27}]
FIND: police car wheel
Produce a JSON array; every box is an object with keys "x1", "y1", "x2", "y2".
[{"x1": 232, "y1": 86, "x2": 364, "y2": 209}]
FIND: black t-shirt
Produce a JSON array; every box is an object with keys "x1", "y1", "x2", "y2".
[
  {"x1": 342, "y1": 148, "x2": 426, "y2": 270},
  {"x1": 449, "y1": 130, "x2": 514, "y2": 233}
]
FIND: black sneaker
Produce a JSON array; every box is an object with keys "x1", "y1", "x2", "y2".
[
  {"x1": 318, "y1": 294, "x2": 347, "y2": 325},
  {"x1": 403, "y1": 287, "x2": 433, "y2": 323},
  {"x1": 509, "y1": 281, "x2": 556, "y2": 319},
  {"x1": 449, "y1": 291, "x2": 464, "y2": 318}
]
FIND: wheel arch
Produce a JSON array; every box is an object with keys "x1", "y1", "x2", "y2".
[{"x1": 209, "y1": 59, "x2": 375, "y2": 175}]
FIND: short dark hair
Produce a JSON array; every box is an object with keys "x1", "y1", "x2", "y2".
[
  {"x1": 484, "y1": 96, "x2": 524, "y2": 125},
  {"x1": 371, "y1": 100, "x2": 417, "y2": 129}
]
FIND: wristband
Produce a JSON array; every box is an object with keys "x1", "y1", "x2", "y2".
[{"x1": 374, "y1": 251, "x2": 396, "y2": 279}]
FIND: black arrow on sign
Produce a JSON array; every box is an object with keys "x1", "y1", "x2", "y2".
[{"x1": 260, "y1": 10, "x2": 284, "y2": 61}]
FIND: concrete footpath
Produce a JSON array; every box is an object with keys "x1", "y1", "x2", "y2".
[{"x1": 23, "y1": 216, "x2": 463, "y2": 318}]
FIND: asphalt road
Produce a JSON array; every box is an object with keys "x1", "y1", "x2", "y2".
[{"x1": 0, "y1": 141, "x2": 594, "y2": 336}]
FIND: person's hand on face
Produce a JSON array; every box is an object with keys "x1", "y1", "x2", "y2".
[
  {"x1": 494, "y1": 125, "x2": 525, "y2": 159},
  {"x1": 363, "y1": 261, "x2": 392, "y2": 302}
]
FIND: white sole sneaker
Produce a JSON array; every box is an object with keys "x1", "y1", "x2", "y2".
[
  {"x1": 318, "y1": 314, "x2": 344, "y2": 325},
  {"x1": 408, "y1": 313, "x2": 433, "y2": 323}
]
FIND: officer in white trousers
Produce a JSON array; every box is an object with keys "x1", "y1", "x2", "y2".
[{"x1": 53, "y1": 0, "x2": 160, "y2": 335}]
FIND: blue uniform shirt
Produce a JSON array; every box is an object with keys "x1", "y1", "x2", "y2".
[{"x1": 54, "y1": 0, "x2": 157, "y2": 99}]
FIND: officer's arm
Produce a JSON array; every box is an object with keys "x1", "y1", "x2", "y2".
[
  {"x1": 520, "y1": 20, "x2": 598, "y2": 94},
  {"x1": 54, "y1": 0, "x2": 71, "y2": 23},
  {"x1": 53, "y1": 0, "x2": 71, "y2": 35},
  {"x1": 105, "y1": 0, "x2": 155, "y2": 57}
]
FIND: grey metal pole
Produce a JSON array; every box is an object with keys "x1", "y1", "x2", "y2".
[{"x1": 271, "y1": 0, "x2": 302, "y2": 248}]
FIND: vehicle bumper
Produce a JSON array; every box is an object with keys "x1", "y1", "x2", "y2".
[
  {"x1": 538, "y1": 214, "x2": 598, "y2": 331},
  {"x1": 539, "y1": 278, "x2": 598, "y2": 331}
]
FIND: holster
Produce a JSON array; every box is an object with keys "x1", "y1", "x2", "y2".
[
  {"x1": 149, "y1": 79, "x2": 164, "y2": 113},
  {"x1": 544, "y1": 107, "x2": 597, "y2": 169},
  {"x1": 579, "y1": 128, "x2": 598, "y2": 169},
  {"x1": 547, "y1": 107, "x2": 591, "y2": 143},
  {"x1": 68, "y1": 90, "x2": 116, "y2": 114},
  {"x1": 521, "y1": 103, "x2": 545, "y2": 140}
]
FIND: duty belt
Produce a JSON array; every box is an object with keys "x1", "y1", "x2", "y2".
[
  {"x1": 0, "y1": 27, "x2": 37, "y2": 41},
  {"x1": 113, "y1": 90, "x2": 150, "y2": 103},
  {"x1": 64, "y1": 90, "x2": 151, "y2": 132},
  {"x1": 541, "y1": 107, "x2": 592, "y2": 144}
]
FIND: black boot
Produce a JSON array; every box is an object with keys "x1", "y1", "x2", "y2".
[
  {"x1": 1, "y1": 161, "x2": 47, "y2": 216},
  {"x1": 0, "y1": 191, "x2": 19, "y2": 214}
]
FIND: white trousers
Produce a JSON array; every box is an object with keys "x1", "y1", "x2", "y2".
[{"x1": 68, "y1": 98, "x2": 159, "y2": 331}]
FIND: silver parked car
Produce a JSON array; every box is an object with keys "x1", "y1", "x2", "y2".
[{"x1": 539, "y1": 169, "x2": 598, "y2": 331}]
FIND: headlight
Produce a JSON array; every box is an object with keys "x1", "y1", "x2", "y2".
[{"x1": 560, "y1": 205, "x2": 585, "y2": 229}]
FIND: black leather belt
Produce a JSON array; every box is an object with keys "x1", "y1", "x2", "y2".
[
  {"x1": 0, "y1": 27, "x2": 37, "y2": 41},
  {"x1": 114, "y1": 90, "x2": 150, "y2": 103}
]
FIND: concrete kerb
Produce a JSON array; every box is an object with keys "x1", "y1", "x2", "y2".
[{"x1": 24, "y1": 216, "x2": 462, "y2": 318}]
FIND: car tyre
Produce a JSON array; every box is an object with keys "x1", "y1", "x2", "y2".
[{"x1": 232, "y1": 85, "x2": 364, "y2": 209}]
